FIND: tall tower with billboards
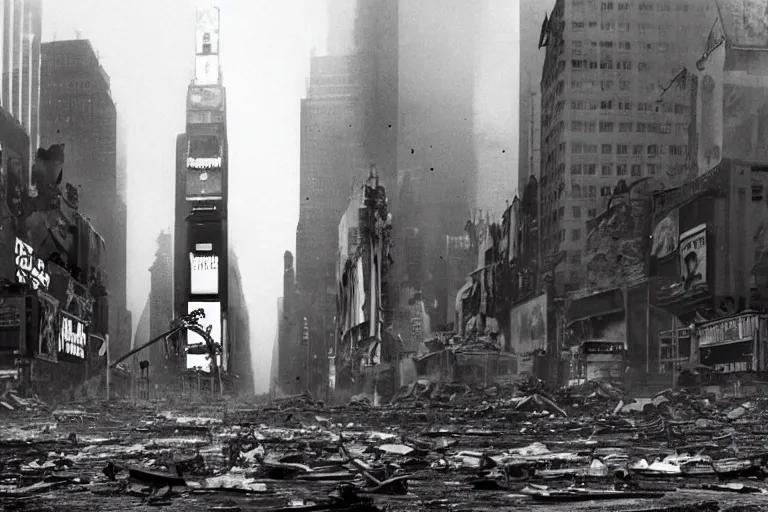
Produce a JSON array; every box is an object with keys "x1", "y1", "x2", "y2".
[{"x1": 173, "y1": 4, "x2": 231, "y2": 386}]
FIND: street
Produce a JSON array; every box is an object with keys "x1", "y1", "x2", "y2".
[{"x1": 2, "y1": 383, "x2": 768, "y2": 511}]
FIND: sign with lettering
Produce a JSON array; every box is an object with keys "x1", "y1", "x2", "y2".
[
  {"x1": 187, "y1": 157, "x2": 222, "y2": 170},
  {"x1": 699, "y1": 313, "x2": 759, "y2": 347},
  {"x1": 58, "y1": 315, "x2": 86, "y2": 359},
  {"x1": 15, "y1": 238, "x2": 50, "y2": 291},
  {"x1": 190, "y1": 253, "x2": 219, "y2": 295}
]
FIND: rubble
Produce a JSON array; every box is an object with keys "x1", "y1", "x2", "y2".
[{"x1": 0, "y1": 388, "x2": 767, "y2": 510}]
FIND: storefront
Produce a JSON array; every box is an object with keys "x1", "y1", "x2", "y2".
[{"x1": 696, "y1": 313, "x2": 767, "y2": 373}]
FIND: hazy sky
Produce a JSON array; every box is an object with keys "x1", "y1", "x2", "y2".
[{"x1": 43, "y1": 0, "x2": 327, "y2": 393}]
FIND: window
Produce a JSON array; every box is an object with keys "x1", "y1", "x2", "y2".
[
  {"x1": 638, "y1": 62, "x2": 649, "y2": 71},
  {"x1": 618, "y1": 60, "x2": 632, "y2": 70},
  {"x1": 602, "y1": 164, "x2": 612, "y2": 176},
  {"x1": 601, "y1": 22, "x2": 614, "y2": 31},
  {"x1": 618, "y1": 101, "x2": 633, "y2": 111},
  {"x1": 585, "y1": 164, "x2": 597, "y2": 175},
  {"x1": 572, "y1": 21, "x2": 585, "y2": 30},
  {"x1": 660, "y1": 123, "x2": 672, "y2": 134},
  {"x1": 647, "y1": 144, "x2": 658, "y2": 156},
  {"x1": 601, "y1": 1, "x2": 614, "y2": 9},
  {"x1": 669, "y1": 144, "x2": 684, "y2": 156},
  {"x1": 572, "y1": 184, "x2": 582, "y2": 197},
  {"x1": 571, "y1": 164, "x2": 583, "y2": 175},
  {"x1": 631, "y1": 164, "x2": 642, "y2": 176},
  {"x1": 588, "y1": 208, "x2": 597, "y2": 218},
  {"x1": 617, "y1": 164, "x2": 628, "y2": 175},
  {"x1": 647, "y1": 164, "x2": 656, "y2": 175},
  {"x1": 636, "y1": 123, "x2": 647, "y2": 133},
  {"x1": 572, "y1": 142, "x2": 584, "y2": 154},
  {"x1": 618, "y1": 22, "x2": 630, "y2": 32},
  {"x1": 572, "y1": 206, "x2": 582, "y2": 218},
  {"x1": 585, "y1": 144, "x2": 598, "y2": 154},
  {"x1": 588, "y1": 185, "x2": 597, "y2": 197},
  {"x1": 599, "y1": 41, "x2": 614, "y2": 49},
  {"x1": 617, "y1": 144, "x2": 629, "y2": 155},
  {"x1": 571, "y1": 121, "x2": 583, "y2": 131},
  {"x1": 601, "y1": 186, "x2": 613, "y2": 196},
  {"x1": 619, "y1": 42, "x2": 631, "y2": 51},
  {"x1": 601, "y1": 80, "x2": 613, "y2": 91},
  {"x1": 600, "y1": 59, "x2": 613, "y2": 69},
  {"x1": 618, "y1": 2, "x2": 630, "y2": 9},
  {"x1": 620, "y1": 80, "x2": 631, "y2": 90},
  {"x1": 572, "y1": 59, "x2": 585, "y2": 69},
  {"x1": 599, "y1": 121, "x2": 614, "y2": 132},
  {"x1": 600, "y1": 100, "x2": 613, "y2": 110},
  {"x1": 602, "y1": 144, "x2": 612, "y2": 154},
  {"x1": 633, "y1": 144, "x2": 643, "y2": 155},
  {"x1": 573, "y1": 41, "x2": 583, "y2": 54},
  {"x1": 570, "y1": 251, "x2": 582, "y2": 264},
  {"x1": 572, "y1": 229, "x2": 582, "y2": 241},
  {"x1": 572, "y1": 100, "x2": 585, "y2": 110},
  {"x1": 585, "y1": 122, "x2": 596, "y2": 133},
  {"x1": 619, "y1": 122, "x2": 633, "y2": 132}
]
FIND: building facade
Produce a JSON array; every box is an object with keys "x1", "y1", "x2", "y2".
[
  {"x1": 539, "y1": 0, "x2": 715, "y2": 294},
  {"x1": 1, "y1": 0, "x2": 42, "y2": 177},
  {"x1": 39, "y1": 39, "x2": 130, "y2": 359}
]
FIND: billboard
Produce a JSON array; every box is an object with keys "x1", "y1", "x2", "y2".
[
  {"x1": 195, "y1": 55, "x2": 220, "y2": 85},
  {"x1": 186, "y1": 301, "x2": 221, "y2": 371},
  {"x1": 190, "y1": 252, "x2": 218, "y2": 295},
  {"x1": 509, "y1": 293, "x2": 547, "y2": 375},
  {"x1": 195, "y1": 6, "x2": 220, "y2": 55},
  {"x1": 651, "y1": 211, "x2": 679, "y2": 261},
  {"x1": 186, "y1": 134, "x2": 223, "y2": 199},
  {"x1": 679, "y1": 224, "x2": 708, "y2": 296},
  {"x1": 188, "y1": 86, "x2": 224, "y2": 111},
  {"x1": 58, "y1": 313, "x2": 86, "y2": 359},
  {"x1": 15, "y1": 237, "x2": 50, "y2": 291}
]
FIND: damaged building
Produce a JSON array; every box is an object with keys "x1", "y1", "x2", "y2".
[{"x1": 334, "y1": 168, "x2": 395, "y2": 400}]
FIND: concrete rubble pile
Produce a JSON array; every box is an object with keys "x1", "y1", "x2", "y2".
[{"x1": 1, "y1": 387, "x2": 768, "y2": 510}]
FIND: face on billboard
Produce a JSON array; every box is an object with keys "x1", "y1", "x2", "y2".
[
  {"x1": 195, "y1": 55, "x2": 220, "y2": 85},
  {"x1": 186, "y1": 301, "x2": 221, "y2": 371},
  {"x1": 190, "y1": 252, "x2": 218, "y2": 295}
]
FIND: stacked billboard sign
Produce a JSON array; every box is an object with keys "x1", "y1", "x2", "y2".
[
  {"x1": 190, "y1": 252, "x2": 219, "y2": 295},
  {"x1": 58, "y1": 313, "x2": 87, "y2": 359},
  {"x1": 194, "y1": 7, "x2": 220, "y2": 86}
]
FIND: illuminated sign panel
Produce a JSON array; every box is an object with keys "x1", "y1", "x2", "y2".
[
  {"x1": 195, "y1": 55, "x2": 220, "y2": 85},
  {"x1": 190, "y1": 253, "x2": 219, "y2": 295},
  {"x1": 195, "y1": 7, "x2": 220, "y2": 55},
  {"x1": 15, "y1": 238, "x2": 50, "y2": 291},
  {"x1": 58, "y1": 314, "x2": 86, "y2": 359},
  {"x1": 186, "y1": 301, "x2": 221, "y2": 371},
  {"x1": 186, "y1": 135, "x2": 223, "y2": 199},
  {"x1": 188, "y1": 86, "x2": 224, "y2": 111}
]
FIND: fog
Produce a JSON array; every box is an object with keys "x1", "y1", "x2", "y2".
[{"x1": 43, "y1": 0, "x2": 325, "y2": 393}]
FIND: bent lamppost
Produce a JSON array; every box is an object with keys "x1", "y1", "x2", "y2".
[{"x1": 109, "y1": 308, "x2": 223, "y2": 396}]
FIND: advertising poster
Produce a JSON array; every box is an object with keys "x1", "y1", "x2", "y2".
[
  {"x1": 190, "y1": 252, "x2": 219, "y2": 295},
  {"x1": 679, "y1": 224, "x2": 708, "y2": 295},
  {"x1": 186, "y1": 301, "x2": 221, "y2": 372},
  {"x1": 188, "y1": 86, "x2": 224, "y2": 111},
  {"x1": 37, "y1": 294, "x2": 58, "y2": 362},
  {"x1": 651, "y1": 211, "x2": 679, "y2": 261},
  {"x1": 508, "y1": 293, "x2": 547, "y2": 374}
]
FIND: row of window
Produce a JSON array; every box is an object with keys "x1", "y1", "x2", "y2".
[
  {"x1": 570, "y1": 99, "x2": 666, "y2": 112},
  {"x1": 570, "y1": 162, "x2": 658, "y2": 177},
  {"x1": 572, "y1": 40, "x2": 670, "y2": 53},
  {"x1": 572, "y1": 142, "x2": 684, "y2": 157},
  {"x1": 571, "y1": 120, "x2": 689, "y2": 134},
  {"x1": 571, "y1": 58, "x2": 651, "y2": 71},
  {"x1": 592, "y1": 1, "x2": 702, "y2": 13}
]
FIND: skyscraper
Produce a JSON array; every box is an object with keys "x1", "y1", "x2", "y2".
[
  {"x1": 39, "y1": 38, "x2": 131, "y2": 358},
  {"x1": 1, "y1": 0, "x2": 42, "y2": 178},
  {"x1": 538, "y1": 0, "x2": 713, "y2": 294}
]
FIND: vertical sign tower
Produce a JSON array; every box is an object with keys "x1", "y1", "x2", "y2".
[{"x1": 173, "y1": 4, "x2": 229, "y2": 380}]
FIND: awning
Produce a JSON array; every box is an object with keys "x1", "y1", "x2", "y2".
[{"x1": 567, "y1": 288, "x2": 624, "y2": 326}]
